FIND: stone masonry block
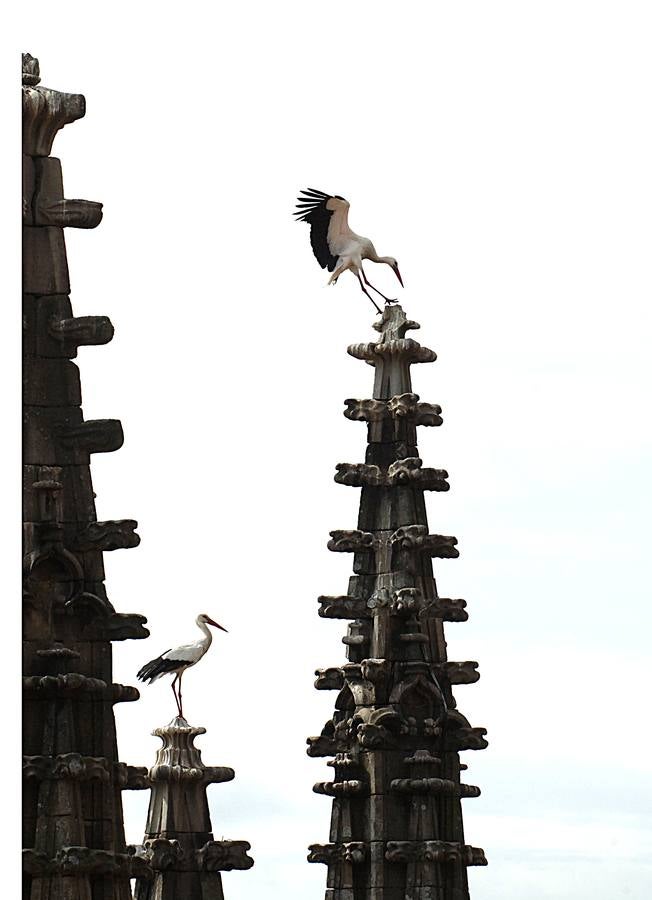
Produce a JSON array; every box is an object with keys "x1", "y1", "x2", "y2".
[
  {"x1": 23, "y1": 358, "x2": 81, "y2": 407},
  {"x1": 23, "y1": 226, "x2": 70, "y2": 294}
]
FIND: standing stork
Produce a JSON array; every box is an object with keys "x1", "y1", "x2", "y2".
[
  {"x1": 294, "y1": 188, "x2": 404, "y2": 314},
  {"x1": 136, "y1": 613, "x2": 227, "y2": 719}
]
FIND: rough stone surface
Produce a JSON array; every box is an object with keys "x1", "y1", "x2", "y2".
[
  {"x1": 22, "y1": 52, "x2": 148, "y2": 900},
  {"x1": 132, "y1": 717, "x2": 253, "y2": 900},
  {"x1": 308, "y1": 304, "x2": 487, "y2": 899}
]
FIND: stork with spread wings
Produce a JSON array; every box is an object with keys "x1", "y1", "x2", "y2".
[{"x1": 294, "y1": 188, "x2": 403, "y2": 314}]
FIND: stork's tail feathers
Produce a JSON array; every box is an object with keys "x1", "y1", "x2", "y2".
[{"x1": 137, "y1": 652, "x2": 177, "y2": 684}]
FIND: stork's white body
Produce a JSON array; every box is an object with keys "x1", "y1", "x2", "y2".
[
  {"x1": 148, "y1": 622, "x2": 213, "y2": 682},
  {"x1": 294, "y1": 189, "x2": 403, "y2": 314},
  {"x1": 322, "y1": 198, "x2": 394, "y2": 281}
]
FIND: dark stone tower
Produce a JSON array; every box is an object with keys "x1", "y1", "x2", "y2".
[
  {"x1": 22, "y1": 53, "x2": 150, "y2": 900},
  {"x1": 308, "y1": 305, "x2": 488, "y2": 900}
]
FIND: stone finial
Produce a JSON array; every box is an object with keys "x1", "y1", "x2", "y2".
[
  {"x1": 22, "y1": 53, "x2": 86, "y2": 157},
  {"x1": 134, "y1": 716, "x2": 252, "y2": 899},
  {"x1": 22, "y1": 52, "x2": 40, "y2": 86},
  {"x1": 148, "y1": 716, "x2": 235, "y2": 787},
  {"x1": 372, "y1": 303, "x2": 421, "y2": 339},
  {"x1": 348, "y1": 303, "x2": 437, "y2": 399}
]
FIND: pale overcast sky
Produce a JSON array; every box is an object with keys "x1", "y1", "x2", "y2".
[{"x1": 6, "y1": 2, "x2": 652, "y2": 898}]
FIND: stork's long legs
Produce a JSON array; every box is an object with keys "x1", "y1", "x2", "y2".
[
  {"x1": 177, "y1": 671, "x2": 185, "y2": 719},
  {"x1": 360, "y1": 265, "x2": 397, "y2": 305},
  {"x1": 171, "y1": 673, "x2": 182, "y2": 718},
  {"x1": 355, "y1": 272, "x2": 382, "y2": 314}
]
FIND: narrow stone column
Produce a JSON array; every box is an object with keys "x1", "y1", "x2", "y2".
[{"x1": 133, "y1": 717, "x2": 253, "y2": 899}]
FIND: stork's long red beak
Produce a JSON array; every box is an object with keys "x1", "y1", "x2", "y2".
[
  {"x1": 205, "y1": 616, "x2": 228, "y2": 632},
  {"x1": 393, "y1": 266, "x2": 404, "y2": 288}
]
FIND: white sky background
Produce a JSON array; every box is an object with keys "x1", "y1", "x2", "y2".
[{"x1": 4, "y1": 1, "x2": 652, "y2": 897}]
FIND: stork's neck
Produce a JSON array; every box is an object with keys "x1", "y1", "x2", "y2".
[
  {"x1": 368, "y1": 250, "x2": 393, "y2": 266},
  {"x1": 196, "y1": 618, "x2": 213, "y2": 646}
]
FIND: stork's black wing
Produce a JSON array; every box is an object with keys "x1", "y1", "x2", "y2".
[
  {"x1": 294, "y1": 188, "x2": 339, "y2": 272},
  {"x1": 137, "y1": 650, "x2": 178, "y2": 683}
]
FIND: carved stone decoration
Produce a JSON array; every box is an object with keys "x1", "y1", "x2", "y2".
[
  {"x1": 308, "y1": 305, "x2": 487, "y2": 899},
  {"x1": 344, "y1": 394, "x2": 444, "y2": 428},
  {"x1": 58, "y1": 419, "x2": 125, "y2": 456},
  {"x1": 23, "y1": 753, "x2": 112, "y2": 782},
  {"x1": 48, "y1": 314, "x2": 115, "y2": 350},
  {"x1": 22, "y1": 53, "x2": 149, "y2": 900},
  {"x1": 33, "y1": 158, "x2": 103, "y2": 229},
  {"x1": 335, "y1": 458, "x2": 450, "y2": 491},
  {"x1": 308, "y1": 842, "x2": 368, "y2": 865},
  {"x1": 385, "y1": 842, "x2": 487, "y2": 866},
  {"x1": 71, "y1": 520, "x2": 141, "y2": 552},
  {"x1": 133, "y1": 716, "x2": 253, "y2": 899},
  {"x1": 23, "y1": 847, "x2": 151, "y2": 878}
]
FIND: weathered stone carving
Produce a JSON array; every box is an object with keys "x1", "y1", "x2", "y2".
[
  {"x1": 446, "y1": 726, "x2": 489, "y2": 752},
  {"x1": 426, "y1": 596, "x2": 469, "y2": 622},
  {"x1": 390, "y1": 776, "x2": 481, "y2": 798},
  {"x1": 23, "y1": 753, "x2": 112, "y2": 782},
  {"x1": 318, "y1": 594, "x2": 369, "y2": 619},
  {"x1": 308, "y1": 305, "x2": 487, "y2": 899},
  {"x1": 335, "y1": 458, "x2": 449, "y2": 490},
  {"x1": 58, "y1": 418, "x2": 125, "y2": 454},
  {"x1": 22, "y1": 83, "x2": 85, "y2": 158},
  {"x1": 196, "y1": 840, "x2": 254, "y2": 873},
  {"x1": 49, "y1": 314, "x2": 115, "y2": 350},
  {"x1": 348, "y1": 340, "x2": 437, "y2": 365},
  {"x1": 23, "y1": 847, "x2": 151, "y2": 878},
  {"x1": 319, "y1": 589, "x2": 471, "y2": 625},
  {"x1": 308, "y1": 842, "x2": 367, "y2": 865},
  {"x1": 133, "y1": 716, "x2": 253, "y2": 898},
  {"x1": 35, "y1": 644, "x2": 80, "y2": 660},
  {"x1": 390, "y1": 524, "x2": 459, "y2": 557},
  {"x1": 306, "y1": 734, "x2": 338, "y2": 757},
  {"x1": 62, "y1": 590, "x2": 149, "y2": 641},
  {"x1": 344, "y1": 393, "x2": 444, "y2": 426},
  {"x1": 103, "y1": 612, "x2": 150, "y2": 641},
  {"x1": 385, "y1": 841, "x2": 487, "y2": 866},
  {"x1": 71, "y1": 519, "x2": 141, "y2": 552},
  {"x1": 138, "y1": 838, "x2": 183, "y2": 871},
  {"x1": 315, "y1": 666, "x2": 346, "y2": 690},
  {"x1": 437, "y1": 660, "x2": 480, "y2": 684},
  {"x1": 387, "y1": 392, "x2": 443, "y2": 425},
  {"x1": 343, "y1": 397, "x2": 388, "y2": 422},
  {"x1": 313, "y1": 779, "x2": 367, "y2": 797},
  {"x1": 387, "y1": 457, "x2": 448, "y2": 488},
  {"x1": 32, "y1": 157, "x2": 103, "y2": 228},
  {"x1": 328, "y1": 525, "x2": 459, "y2": 566},
  {"x1": 328, "y1": 528, "x2": 376, "y2": 552},
  {"x1": 23, "y1": 672, "x2": 140, "y2": 701},
  {"x1": 115, "y1": 764, "x2": 150, "y2": 790}
]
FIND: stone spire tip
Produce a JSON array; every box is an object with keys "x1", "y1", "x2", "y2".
[
  {"x1": 372, "y1": 303, "x2": 421, "y2": 340},
  {"x1": 22, "y1": 53, "x2": 40, "y2": 86}
]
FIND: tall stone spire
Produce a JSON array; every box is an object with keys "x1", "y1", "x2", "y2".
[
  {"x1": 308, "y1": 305, "x2": 488, "y2": 900},
  {"x1": 22, "y1": 53, "x2": 150, "y2": 899}
]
